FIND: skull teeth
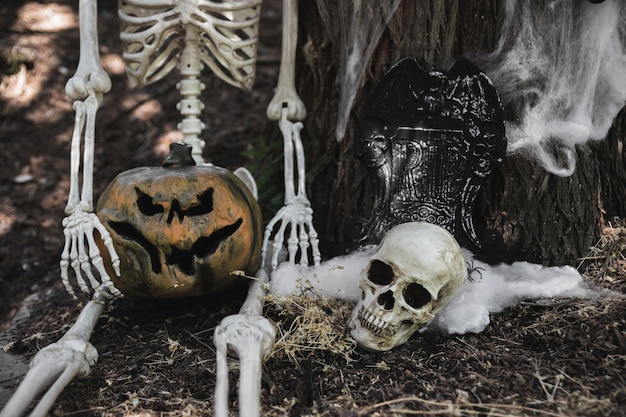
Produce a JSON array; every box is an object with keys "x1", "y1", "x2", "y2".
[{"x1": 357, "y1": 306, "x2": 399, "y2": 337}]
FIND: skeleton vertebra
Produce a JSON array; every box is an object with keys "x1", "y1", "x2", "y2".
[{"x1": 349, "y1": 222, "x2": 467, "y2": 351}]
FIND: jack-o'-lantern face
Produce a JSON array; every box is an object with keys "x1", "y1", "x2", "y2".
[{"x1": 96, "y1": 156, "x2": 262, "y2": 298}]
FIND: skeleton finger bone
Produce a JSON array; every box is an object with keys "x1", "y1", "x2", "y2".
[
  {"x1": 306, "y1": 218, "x2": 321, "y2": 266},
  {"x1": 60, "y1": 224, "x2": 77, "y2": 298},
  {"x1": 263, "y1": 203, "x2": 320, "y2": 270},
  {"x1": 91, "y1": 219, "x2": 121, "y2": 277},
  {"x1": 297, "y1": 222, "x2": 310, "y2": 267},
  {"x1": 267, "y1": 0, "x2": 306, "y2": 121},
  {"x1": 68, "y1": 227, "x2": 90, "y2": 294},
  {"x1": 60, "y1": 212, "x2": 122, "y2": 298},
  {"x1": 269, "y1": 211, "x2": 289, "y2": 270},
  {"x1": 287, "y1": 219, "x2": 299, "y2": 263}
]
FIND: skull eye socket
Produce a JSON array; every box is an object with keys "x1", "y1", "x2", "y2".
[
  {"x1": 367, "y1": 260, "x2": 394, "y2": 285},
  {"x1": 403, "y1": 283, "x2": 432, "y2": 309}
]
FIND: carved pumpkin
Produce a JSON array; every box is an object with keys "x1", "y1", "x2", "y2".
[{"x1": 96, "y1": 143, "x2": 263, "y2": 298}]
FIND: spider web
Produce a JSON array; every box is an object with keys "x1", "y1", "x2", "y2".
[{"x1": 480, "y1": 0, "x2": 626, "y2": 176}]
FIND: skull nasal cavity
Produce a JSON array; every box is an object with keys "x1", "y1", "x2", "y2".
[
  {"x1": 377, "y1": 290, "x2": 395, "y2": 310},
  {"x1": 403, "y1": 283, "x2": 432, "y2": 309},
  {"x1": 368, "y1": 260, "x2": 394, "y2": 285}
]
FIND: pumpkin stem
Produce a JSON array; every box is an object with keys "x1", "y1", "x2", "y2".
[{"x1": 163, "y1": 142, "x2": 196, "y2": 167}]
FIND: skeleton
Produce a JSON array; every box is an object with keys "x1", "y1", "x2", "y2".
[
  {"x1": 1, "y1": 0, "x2": 318, "y2": 416},
  {"x1": 349, "y1": 222, "x2": 467, "y2": 351}
]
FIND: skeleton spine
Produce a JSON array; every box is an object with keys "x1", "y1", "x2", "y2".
[{"x1": 177, "y1": 26, "x2": 206, "y2": 164}]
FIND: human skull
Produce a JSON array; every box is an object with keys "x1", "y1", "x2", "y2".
[{"x1": 349, "y1": 222, "x2": 466, "y2": 351}]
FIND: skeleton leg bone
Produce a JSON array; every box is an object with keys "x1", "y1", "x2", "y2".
[
  {"x1": 213, "y1": 269, "x2": 275, "y2": 417},
  {"x1": 0, "y1": 292, "x2": 109, "y2": 417}
]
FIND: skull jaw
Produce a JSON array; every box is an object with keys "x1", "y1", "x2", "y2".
[
  {"x1": 348, "y1": 300, "x2": 425, "y2": 351},
  {"x1": 348, "y1": 313, "x2": 419, "y2": 351}
]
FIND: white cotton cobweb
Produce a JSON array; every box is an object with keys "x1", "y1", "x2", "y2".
[
  {"x1": 480, "y1": 0, "x2": 626, "y2": 176},
  {"x1": 425, "y1": 251, "x2": 598, "y2": 335},
  {"x1": 269, "y1": 245, "x2": 376, "y2": 302},
  {"x1": 334, "y1": 0, "x2": 401, "y2": 142},
  {"x1": 270, "y1": 248, "x2": 604, "y2": 336}
]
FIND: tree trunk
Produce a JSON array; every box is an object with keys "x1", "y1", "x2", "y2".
[{"x1": 285, "y1": 0, "x2": 625, "y2": 265}]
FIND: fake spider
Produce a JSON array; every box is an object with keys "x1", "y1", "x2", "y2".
[{"x1": 467, "y1": 259, "x2": 486, "y2": 282}]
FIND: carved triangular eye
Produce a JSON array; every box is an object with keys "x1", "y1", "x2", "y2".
[
  {"x1": 182, "y1": 188, "x2": 214, "y2": 217},
  {"x1": 166, "y1": 188, "x2": 214, "y2": 224},
  {"x1": 136, "y1": 187, "x2": 164, "y2": 216}
]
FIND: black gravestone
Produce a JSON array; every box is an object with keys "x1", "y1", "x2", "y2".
[{"x1": 353, "y1": 56, "x2": 506, "y2": 263}]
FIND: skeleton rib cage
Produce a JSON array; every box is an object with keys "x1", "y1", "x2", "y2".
[{"x1": 119, "y1": 0, "x2": 262, "y2": 91}]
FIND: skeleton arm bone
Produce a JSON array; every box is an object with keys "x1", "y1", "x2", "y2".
[
  {"x1": 263, "y1": 0, "x2": 320, "y2": 269},
  {"x1": 266, "y1": 0, "x2": 306, "y2": 122},
  {"x1": 60, "y1": 0, "x2": 121, "y2": 298},
  {"x1": 65, "y1": 0, "x2": 111, "y2": 101},
  {"x1": 262, "y1": 107, "x2": 321, "y2": 269}
]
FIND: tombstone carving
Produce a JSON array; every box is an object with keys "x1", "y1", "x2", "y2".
[{"x1": 353, "y1": 56, "x2": 507, "y2": 261}]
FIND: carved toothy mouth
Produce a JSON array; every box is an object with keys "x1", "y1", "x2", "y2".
[
  {"x1": 108, "y1": 218, "x2": 243, "y2": 275},
  {"x1": 357, "y1": 305, "x2": 400, "y2": 337}
]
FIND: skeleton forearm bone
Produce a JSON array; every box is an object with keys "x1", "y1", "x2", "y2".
[
  {"x1": 266, "y1": 0, "x2": 306, "y2": 121},
  {"x1": 61, "y1": 0, "x2": 121, "y2": 298},
  {"x1": 262, "y1": 107, "x2": 321, "y2": 269}
]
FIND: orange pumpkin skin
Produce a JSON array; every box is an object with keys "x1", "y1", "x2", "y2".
[{"x1": 96, "y1": 164, "x2": 262, "y2": 298}]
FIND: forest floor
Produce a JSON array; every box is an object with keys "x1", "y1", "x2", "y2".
[{"x1": 1, "y1": 1, "x2": 625, "y2": 416}]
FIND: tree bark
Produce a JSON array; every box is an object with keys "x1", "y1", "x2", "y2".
[{"x1": 284, "y1": 0, "x2": 624, "y2": 265}]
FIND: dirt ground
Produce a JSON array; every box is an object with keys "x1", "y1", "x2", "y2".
[{"x1": 1, "y1": 1, "x2": 625, "y2": 416}]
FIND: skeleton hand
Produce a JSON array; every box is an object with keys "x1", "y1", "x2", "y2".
[
  {"x1": 60, "y1": 211, "x2": 121, "y2": 298},
  {"x1": 263, "y1": 199, "x2": 320, "y2": 270},
  {"x1": 262, "y1": 106, "x2": 321, "y2": 270}
]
